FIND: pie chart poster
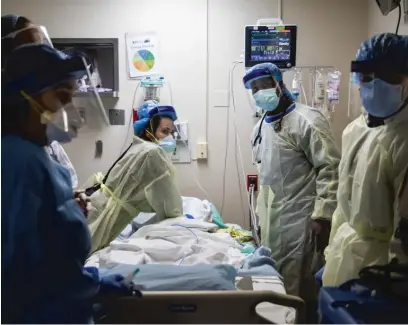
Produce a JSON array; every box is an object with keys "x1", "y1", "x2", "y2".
[{"x1": 126, "y1": 32, "x2": 161, "y2": 79}]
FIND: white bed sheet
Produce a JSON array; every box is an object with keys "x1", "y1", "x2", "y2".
[
  {"x1": 86, "y1": 197, "x2": 294, "y2": 324},
  {"x1": 86, "y1": 216, "x2": 246, "y2": 269}
]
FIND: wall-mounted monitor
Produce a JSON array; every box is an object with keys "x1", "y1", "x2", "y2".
[{"x1": 245, "y1": 25, "x2": 297, "y2": 69}]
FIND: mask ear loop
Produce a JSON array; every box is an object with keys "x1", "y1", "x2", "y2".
[
  {"x1": 145, "y1": 119, "x2": 159, "y2": 143},
  {"x1": 21, "y1": 90, "x2": 69, "y2": 132}
]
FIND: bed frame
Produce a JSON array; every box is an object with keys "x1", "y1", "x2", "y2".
[{"x1": 97, "y1": 290, "x2": 305, "y2": 324}]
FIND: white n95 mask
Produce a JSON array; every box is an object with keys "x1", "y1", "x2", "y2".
[{"x1": 253, "y1": 88, "x2": 279, "y2": 112}]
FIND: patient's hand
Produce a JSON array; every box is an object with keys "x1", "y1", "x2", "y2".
[{"x1": 74, "y1": 190, "x2": 91, "y2": 217}]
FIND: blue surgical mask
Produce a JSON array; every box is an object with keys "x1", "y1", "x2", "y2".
[
  {"x1": 158, "y1": 136, "x2": 176, "y2": 153},
  {"x1": 360, "y1": 79, "x2": 403, "y2": 118},
  {"x1": 253, "y1": 88, "x2": 279, "y2": 111}
]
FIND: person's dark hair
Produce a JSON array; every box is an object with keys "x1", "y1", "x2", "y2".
[
  {"x1": 140, "y1": 115, "x2": 163, "y2": 142},
  {"x1": 2, "y1": 16, "x2": 32, "y2": 69}
]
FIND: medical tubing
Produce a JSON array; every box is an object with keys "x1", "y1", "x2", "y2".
[
  {"x1": 230, "y1": 61, "x2": 260, "y2": 230},
  {"x1": 229, "y1": 61, "x2": 248, "y2": 228},
  {"x1": 120, "y1": 82, "x2": 141, "y2": 155},
  {"x1": 171, "y1": 224, "x2": 199, "y2": 266},
  {"x1": 174, "y1": 126, "x2": 211, "y2": 201},
  {"x1": 221, "y1": 61, "x2": 241, "y2": 215},
  {"x1": 249, "y1": 185, "x2": 260, "y2": 246},
  {"x1": 301, "y1": 83, "x2": 308, "y2": 106}
]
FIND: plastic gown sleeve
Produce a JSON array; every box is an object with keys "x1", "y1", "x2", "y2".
[
  {"x1": 144, "y1": 149, "x2": 183, "y2": 219},
  {"x1": 299, "y1": 116, "x2": 340, "y2": 221}
]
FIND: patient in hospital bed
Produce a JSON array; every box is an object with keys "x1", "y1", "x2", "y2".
[{"x1": 84, "y1": 101, "x2": 183, "y2": 254}]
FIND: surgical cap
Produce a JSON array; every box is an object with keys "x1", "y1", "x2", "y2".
[
  {"x1": 133, "y1": 100, "x2": 178, "y2": 136},
  {"x1": 243, "y1": 62, "x2": 283, "y2": 89},
  {"x1": 243, "y1": 62, "x2": 294, "y2": 100},
  {"x1": 352, "y1": 33, "x2": 408, "y2": 75},
  {"x1": 2, "y1": 44, "x2": 87, "y2": 104}
]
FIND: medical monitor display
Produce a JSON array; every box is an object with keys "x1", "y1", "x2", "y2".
[{"x1": 245, "y1": 25, "x2": 297, "y2": 69}]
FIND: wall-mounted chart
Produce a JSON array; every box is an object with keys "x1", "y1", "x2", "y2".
[
  {"x1": 133, "y1": 49, "x2": 155, "y2": 72},
  {"x1": 126, "y1": 32, "x2": 160, "y2": 79}
]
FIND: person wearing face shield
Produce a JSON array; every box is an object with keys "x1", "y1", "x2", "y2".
[
  {"x1": 2, "y1": 14, "x2": 80, "y2": 191},
  {"x1": 243, "y1": 63, "x2": 340, "y2": 314},
  {"x1": 85, "y1": 100, "x2": 183, "y2": 254},
  {"x1": 323, "y1": 33, "x2": 408, "y2": 287},
  {"x1": 1, "y1": 44, "x2": 136, "y2": 324}
]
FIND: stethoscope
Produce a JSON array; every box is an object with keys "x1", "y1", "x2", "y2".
[{"x1": 251, "y1": 103, "x2": 297, "y2": 165}]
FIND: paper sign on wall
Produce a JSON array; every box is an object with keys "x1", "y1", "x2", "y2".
[{"x1": 125, "y1": 32, "x2": 160, "y2": 79}]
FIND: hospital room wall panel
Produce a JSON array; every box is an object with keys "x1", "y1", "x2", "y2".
[{"x1": 2, "y1": 0, "x2": 368, "y2": 226}]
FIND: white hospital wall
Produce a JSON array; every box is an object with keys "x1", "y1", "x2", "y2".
[
  {"x1": 368, "y1": 0, "x2": 408, "y2": 35},
  {"x1": 1, "y1": 0, "x2": 368, "y2": 226}
]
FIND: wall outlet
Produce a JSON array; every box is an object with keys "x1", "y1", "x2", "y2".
[
  {"x1": 197, "y1": 142, "x2": 208, "y2": 160},
  {"x1": 247, "y1": 174, "x2": 258, "y2": 191},
  {"x1": 108, "y1": 108, "x2": 125, "y2": 125}
]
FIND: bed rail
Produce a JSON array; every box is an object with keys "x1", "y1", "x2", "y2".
[{"x1": 97, "y1": 290, "x2": 305, "y2": 324}]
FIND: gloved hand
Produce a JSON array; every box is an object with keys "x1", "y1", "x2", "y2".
[
  {"x1": 311, "y1": 219, "x2": 331, "y2": 253},
  {"x1": 99, "y1": 274, "x2": 139, "y2": 297},
  {"x1": 74, "y1": 190, "x2": 91, "y2": 217}
]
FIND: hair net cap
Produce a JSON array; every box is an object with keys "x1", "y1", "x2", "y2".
[
  {"x1": 133, "y1": 118, "x2": 150, "y2": 136},
  {"x1": 2, "y1": 44, "x2": 87, "y2": 103},
  {"x1": 353, "y1": 33, "x2": 408, "y2": 74},
  {"x1": 134, "y1": 100, "x2": 178, "y2": 136},
  {"x1": 137, "y1": 100, "x2": 160, "y2": 119},
  {"x1": 137, "y1": 100, "x2": 178, "y2": 121},
  {"x1": 243, "y1": 62, "x2": 283, "y2": 89}
]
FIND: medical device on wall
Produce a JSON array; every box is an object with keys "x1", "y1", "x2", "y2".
[
  {"x1": 376, "y1": 0, "x2": 401, "y2": 15},
  {"x1": 244, "y1": 23, "x2": 297, "y2": 69},
  {"x1": 375, "y1": 0, "x2": 406, "y2": 33},
  {"x1": 141, "y1": 76, "x2": 165, "y2": 101}
]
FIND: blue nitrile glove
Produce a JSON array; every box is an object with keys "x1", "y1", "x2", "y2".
[
  {"x1": 315, "y1": 266, "x2": 324, "y2": 286},
  {"x1": 99, "y1": 274, "x2": 139, "y2": 297}
]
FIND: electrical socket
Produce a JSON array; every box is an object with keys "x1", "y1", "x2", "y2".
[
  {"x1": 197, "y1": 142, "x2": 208, "y2": 160},
  {"x1": 247, "y1": 174, "x2": 258, "y2": 191}
]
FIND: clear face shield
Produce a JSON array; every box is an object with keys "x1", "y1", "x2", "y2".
[
  {"x1": 18, "y1": 54, "x2": 109, "y2": 144},
  {"x1": 2, "y1": 25, "x2": 53, "y2": 48},
  {"x1": 246, "y1": 89, "x2": 264, "y2": 117},
  {"x1": 348, "y1": 72, "x2": 365, "y2": 120},
  {"x1": 349, "y1": 66, "x2": 408, "y2": 121},
  {"x1": 247, "y1": 74, "x2": 283, "y2": 113}
]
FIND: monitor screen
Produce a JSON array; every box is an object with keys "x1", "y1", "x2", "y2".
[{"x1": 245, "y1": 25, "x2": 297, "y2": 69}]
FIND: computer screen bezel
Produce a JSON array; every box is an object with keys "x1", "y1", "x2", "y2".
[{"x1": 244, "y1": 25, "x2": 297, "y2": 69}]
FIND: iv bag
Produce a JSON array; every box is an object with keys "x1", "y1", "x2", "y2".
[
  {"x1": 327, "y1": 70, "x2": 341, "y2": 106},
  {"x1": 314, "y1": 71, "x2": 326, "y2": 107},
  {"x1": 291, "y1": 70, "x2": 302, "y2": 102}
]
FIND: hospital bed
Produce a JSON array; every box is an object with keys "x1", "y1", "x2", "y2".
[
  {"x1": 88, "y1": 197, "x2": 304, "y2": 323},
  {"x1": 98, "y1": 289, "x2": 305, "y2": 324}
]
